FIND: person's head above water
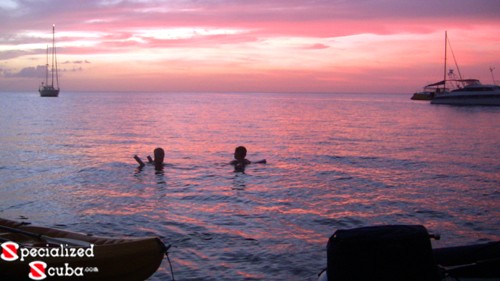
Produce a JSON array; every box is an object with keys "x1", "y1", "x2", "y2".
[
  {"x1": 154, "y1": 147, "x2": 165, "y2": 164},
  {"x1": 234, "y1": 146, "x2": 247, "y2": 161},
  {"x1": 230, "y1": 146, "x2": 266, "y2": 170}
]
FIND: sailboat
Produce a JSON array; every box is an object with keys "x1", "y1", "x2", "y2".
[
  {"x1": 430, "y1": 31, "x2": 500, "y2": 106},
  {"x1": 39, "y1": 25, "x2": 60, "y2": 97}
]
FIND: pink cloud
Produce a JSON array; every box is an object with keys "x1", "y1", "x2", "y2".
[
  {"x1": 1, "y1": 0, "x2": 500, "y2": 92},
  {"x1": 301, "y1": 43, "x2": 330, "y2": 50}
]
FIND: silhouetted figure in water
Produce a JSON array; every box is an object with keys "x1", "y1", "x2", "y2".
[
  {"x1": 134, "y1": 147, "x2": 165, "y2": 171},
  {"x1": 230, "y1": 146, "x2": 266, "y2": 172}
]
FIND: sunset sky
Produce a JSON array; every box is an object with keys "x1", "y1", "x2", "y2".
[{"x1": 1, "y1": 0, "x2": 499, "y2": 93}]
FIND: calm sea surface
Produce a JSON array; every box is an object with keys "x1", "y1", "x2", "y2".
[{"x1": 1, "y1": 92, "x2": 499, "y2": 280}]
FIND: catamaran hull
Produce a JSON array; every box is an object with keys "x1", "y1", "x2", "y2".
[{"x1": 431, "y1": 93, "x2": 500, "y2": 105}]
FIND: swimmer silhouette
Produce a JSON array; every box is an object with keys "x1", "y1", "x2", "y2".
[{"x1": 134, "y1": 147, "x2": 165, "y2": 171}]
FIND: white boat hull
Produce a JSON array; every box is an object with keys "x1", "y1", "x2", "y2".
[{"x1": 431, "y1": 92, "x2": 500, "y2": 106}]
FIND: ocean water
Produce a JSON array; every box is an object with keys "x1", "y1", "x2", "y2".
[{"x1": 0, "y1": 91, "x2": 499, "y2": 280}]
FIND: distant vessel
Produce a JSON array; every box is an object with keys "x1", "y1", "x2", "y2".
[
  {"x1": 39, "y1": 25, "x2": 59, "y2": 97},
  {"x1": 431, "y1": 79, "x2": 500, "y2": 105},
  {"x1": 411, "y1": 81, "x2": 447, "y2": 100},
  {"x1": 411, "y1": 91, "x2": 434, "y2": 101},
  {"x1": 430, "y1": 32, "x2": 500, "y2": 106}
]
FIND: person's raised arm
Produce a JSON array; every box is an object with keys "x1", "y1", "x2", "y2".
[{"x1": 134, "y1": 155, "x2": 145, "y2": 168}]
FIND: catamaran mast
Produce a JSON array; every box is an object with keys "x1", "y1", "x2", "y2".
[
  {"x1": 443, "y1": 31, "x2": 447, "y2": 91},
  {"x1": 490, "y1": 67, "x2": 497, "y2": 85}
]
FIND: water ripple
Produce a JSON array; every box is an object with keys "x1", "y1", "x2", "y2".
[{"x1": 1, "y1": 92, "x2": 499, "y2": 280}]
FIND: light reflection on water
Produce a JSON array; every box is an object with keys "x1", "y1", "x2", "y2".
[{"x1": 0, "y1": 92, "x2": 499, "y2": 280}]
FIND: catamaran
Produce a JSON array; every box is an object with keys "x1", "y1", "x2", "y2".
[
  {"x1": 39, "y1": 25, "x2": 60, "y2": 97},
  {"x1": 430, "y1": 31, "x2": 500, "y2": 106}
]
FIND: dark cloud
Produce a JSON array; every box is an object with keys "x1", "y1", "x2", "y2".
[
  {"x1": 3, "y1": 65, "x2": 46, "y2": 78},
  {"x1": 2, "y1": 0, "x2": 499, "y2": 35},
  {"x1": 0, "y1": 50, "x2": 34, "y2": 60},
  {"x1": 61, "y1": 66, "x2": 84, "y2": 72},
  {"x1": 62, "y1": 60, "x2": 92, "y2": 64}
]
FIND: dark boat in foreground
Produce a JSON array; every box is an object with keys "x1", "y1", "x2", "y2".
[
  {"x1": 318, "y1": 225, "x2": 500, "y2": 281},
  {"x1": 0, "y1": 218, "x2": 167, "y2": 281}
]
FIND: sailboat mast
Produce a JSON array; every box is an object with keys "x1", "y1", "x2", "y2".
[
  {"x1": 45, "y1": 45, "x2": 49, "y2": 86},
  {"x1": 54, "y1": 26, "x2": 59, "y2": 89},
  {"x1": 51, "y1": 24, "x2": 55, "y2": 87}
]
